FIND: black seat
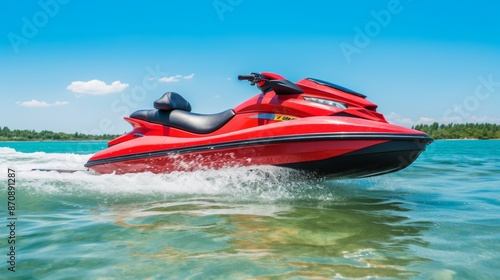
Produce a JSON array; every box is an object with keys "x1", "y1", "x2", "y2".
[
  {"x1": 153, "y1": 92, "x2": 191, "y2": 111},
  {"x1": 130, "y1": 109, "x2": 235, "y2": 134}
]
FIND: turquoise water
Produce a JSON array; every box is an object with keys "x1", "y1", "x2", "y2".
[{"x1": 0, "y1": 140, "x2": 499, "y2": 279}]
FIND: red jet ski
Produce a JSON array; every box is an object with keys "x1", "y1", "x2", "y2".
[{"x1": 85, "y1": 72, "x2": 433, "y2": 177}]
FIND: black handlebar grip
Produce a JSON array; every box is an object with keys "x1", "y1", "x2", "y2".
[{"x1": 238, "y1": 75, "x2": 255, "y2": 81}]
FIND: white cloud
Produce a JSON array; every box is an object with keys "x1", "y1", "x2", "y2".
[
  {"x1": 441, "y1": 115, "x2": 463, "y2": 124},
  {"x1": 159, "y1": 75, "x2": 182, "y2": 83},
  {"x1": 386, "y1": 112, "x2": 500, "y2": 127},
  {"x1": 468, "y1": 115, "x2": 500, "y2": 123},
  {"x1": 415, "y1": 117, "x2": 436, "y2": 124},
  {"x1": 386, "y1": 112, "x2": 437, "y2": 127},
  {"x1": 159, "y1": 74, "x2": 194, "y2": 83},
  {"x1": 66, "y1": 79, "x2": 129, "y2": 95},
  {"x1": 386, "y1": 112, "x2": 414, "y2": 126},
  {"x1": 183, "y1": 73, "x2": 194, "y2": 80},
  {"x1": 16, "y1": 99, "x2": 69, "y2": 108}
]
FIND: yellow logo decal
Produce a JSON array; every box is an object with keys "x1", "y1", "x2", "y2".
[{"x1": 273, "y1": 115, "x2": 295, "y2": 121}]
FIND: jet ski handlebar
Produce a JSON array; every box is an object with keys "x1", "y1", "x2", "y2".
[
  {"x1": 237, "y1": 74, "x2": 255, "y2": 81},
  {"x1": 237, "y1": 73, "x2": 266, "y2": 85}
]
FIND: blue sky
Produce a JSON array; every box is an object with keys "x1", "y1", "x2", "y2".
[{"x1": 1, "y1": 0, "x2": 500, "y2": 134}]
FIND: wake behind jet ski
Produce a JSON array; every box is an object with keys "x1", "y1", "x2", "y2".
[{"x1": 84, "y1": 72, "x2": 433, "y2": 177}]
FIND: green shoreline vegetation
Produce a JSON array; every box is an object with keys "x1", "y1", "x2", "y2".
[
  {"x1": 1, "y1": 123, "x2": 499, "y2": 141},
  {"x1": 413, "y1": 123, "x2": 500, "y2": 140},
  {"x1": 0, "y1": 127, "x2": 120, "y2": 141}
]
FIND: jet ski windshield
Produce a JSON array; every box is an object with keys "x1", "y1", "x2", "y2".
[{"x1": 306, "y1": 78, "x2": 366, "y2": 98}]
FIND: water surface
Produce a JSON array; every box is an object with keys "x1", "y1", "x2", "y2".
[{"x1": 0, "y1": 140, "x2": 499, "y2": 279}]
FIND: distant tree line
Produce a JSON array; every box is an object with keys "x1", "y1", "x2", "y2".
[
  {"x1": 413, "y1": 123, "x2": 500, "y2": 139},
  {"x1": 0, "y1": 126, "x2": 120, "y2": 141},
  {"x1": 2, "y1": 123, "x2": 499, "y2": 141}
]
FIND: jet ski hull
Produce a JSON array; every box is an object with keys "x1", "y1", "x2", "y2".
[{"x1": 85, "y1": 131, "x2": 431, "y2": 177}]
